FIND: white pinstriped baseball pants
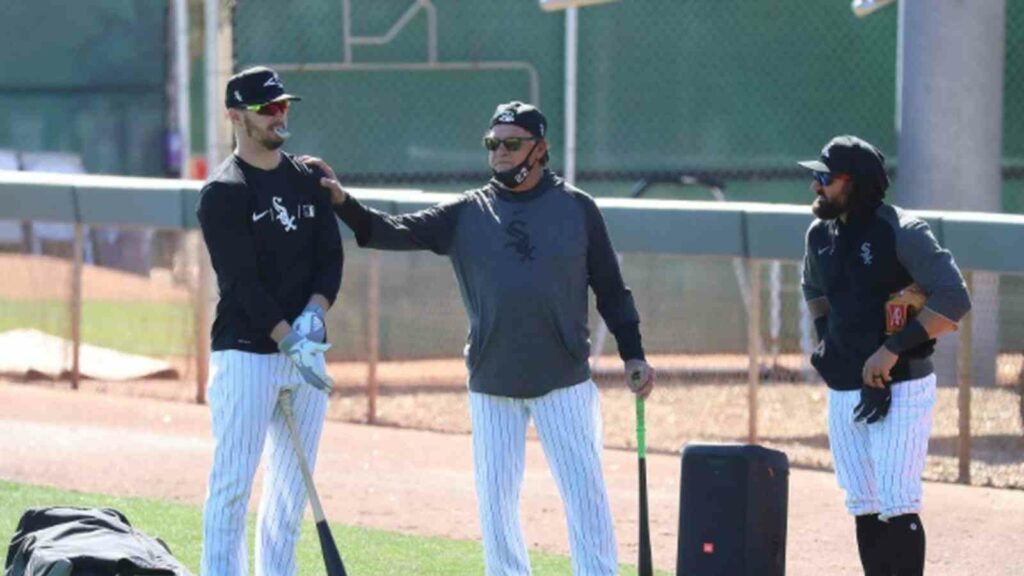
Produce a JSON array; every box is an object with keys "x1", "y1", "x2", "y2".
[
  {"x1": 201, "y1": 350, "x2": 328, "y2": 576},
  {"x1": 827, "y1": 374, "x2": 937, "y2": 520},
  {"x1": 470, "y1": 380, "x2": 618, "y2": 576}
]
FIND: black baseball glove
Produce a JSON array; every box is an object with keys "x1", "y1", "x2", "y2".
[{"x1": 854, "y1": 385, "x2": 892, "y2": 424}]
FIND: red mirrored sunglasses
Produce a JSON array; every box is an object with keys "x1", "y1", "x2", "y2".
[{"x1": 244, "y1": 100, "x2": 289, "y2": 116}]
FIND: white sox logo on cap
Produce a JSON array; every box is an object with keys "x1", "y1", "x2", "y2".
[
  {"x1": 263, "y1": 73, "x2": 283, "y2": 88},
  {"x1": 497, "y1": 111, "x2": 516, "y2": 123}
]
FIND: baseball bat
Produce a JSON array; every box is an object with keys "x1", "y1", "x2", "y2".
[
  {"x1": 636, "y1": 394, "x2": 653, "y2": 576},
  {"x1": 279, "y1": 389, "x2": 349, "y2": 576}
]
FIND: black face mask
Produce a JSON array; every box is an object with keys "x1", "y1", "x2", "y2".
[{"x1": 491, "y1": 142, "x2": 539, "y2": 188}]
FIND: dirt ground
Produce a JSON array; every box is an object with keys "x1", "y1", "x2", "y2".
[
  {"x1": 1, "y1": 382, "x2": 1022, "y2": 575},
  {"x1": 0, "y1": 253, "x2": 188, "y2": 302},
  {"x1": 56, "y1": 357, "x2": 1024, "y2": 491}
]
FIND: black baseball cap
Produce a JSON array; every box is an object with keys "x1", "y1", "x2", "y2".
[
  {"x1": 798, "y1": 135, "x2": 889, "y2": 195},
  {"x1": 224, "y1": 66, "x2": 302, "y2": 109},
  {"x1": 489, "y1": 101, "x2": 547, "y2": 138}
]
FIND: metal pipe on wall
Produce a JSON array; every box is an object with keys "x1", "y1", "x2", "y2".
[
  {"x1": 897, "y1": 0, "x2": 1006, "y2": 390},
  {"x1": 957, "y1": 271, "x2": 973, "y2": 484},
  {"x1": 563, "y1": 7, "x2": 578, "y2": 184},
  {"x1": 747, "y1": 260, "x2": 762, "y2": 444},
  {"x1": 174, "y1": 0, "x2": 190, "y2": 180},
  {"x1": 198, "y1": 0, "x2": 233, "y2": 401}
]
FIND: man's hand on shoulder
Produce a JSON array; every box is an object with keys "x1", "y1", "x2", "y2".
[{"x1": 298, "y1": 155, "x2": 347, "y2": 205}]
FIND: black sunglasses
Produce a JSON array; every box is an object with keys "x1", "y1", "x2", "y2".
[
  {"x1": 813, "y1": 171, "x2": 836, "y2": 187},
  {"x1": 482, "y1": 136, "x2": 538, "y2": 152}
]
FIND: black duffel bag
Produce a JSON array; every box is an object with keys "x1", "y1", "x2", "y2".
[{"x1": 4, "y1": 507, "x2": 193, "y2": 576}]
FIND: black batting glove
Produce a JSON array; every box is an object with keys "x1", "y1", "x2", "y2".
[{"x1": 853, "y1": 385, "x2": 892, "y2": 424}]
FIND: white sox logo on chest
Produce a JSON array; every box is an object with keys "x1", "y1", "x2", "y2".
[
  {"x1": 860, "y1": 242, "x2": 873, "y2": 265},
  {"x1": 273, "y1": 196, "x2": 297, "y2": 232}
]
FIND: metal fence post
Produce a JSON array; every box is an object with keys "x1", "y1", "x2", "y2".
[
  {"x1": 747, "y1": 259, "x2": 762, "y2": 444},
  {"x1": 196, "y1": 236, "x2": 211, "y2": 404},
  {"x1": 957, "y1": 271, "x2": 973, "y2": 484},
  {"x1": 70, "y1": 223, "x2": 84, "y2": 390},
  {"x1": 366, "y1": 251, "x2": 381, "y2": 424}
]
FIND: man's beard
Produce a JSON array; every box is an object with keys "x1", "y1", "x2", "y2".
[
  {"x1": 243, "y1": 116, "x2": 286, "y2": 150},
  {"x1": 812, "y1": 193, "x2": 846, "y2": 220}
]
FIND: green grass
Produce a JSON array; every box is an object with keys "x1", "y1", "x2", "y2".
[
  {"x1": 0, "y1": 299, "x2": 193, "y2": 357},
  {"x1": 0, "y1": 480, "x2": 669, "y2": 575}
]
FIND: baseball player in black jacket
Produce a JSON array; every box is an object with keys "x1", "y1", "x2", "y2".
[
  {"x1": 196, "y1": 66, "x2": 342, "y2": 576},
  {"x1": 800, "y1": 135, "x2": 971, "y2": 576}
]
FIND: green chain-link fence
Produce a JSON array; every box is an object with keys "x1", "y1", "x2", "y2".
[{"x1": 0, "y1": 0, "x2": 168, "y2": 176}]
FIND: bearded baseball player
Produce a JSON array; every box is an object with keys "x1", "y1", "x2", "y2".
[
  {"x1": 304, "y1": 101, "x2": 655, "y2": 576},
  {"x1": 197, "y1": 66, "x2": 342, "y2": 576},
  {"x1": 799, "y1": 135, "x2": 971, "y2": 575}
]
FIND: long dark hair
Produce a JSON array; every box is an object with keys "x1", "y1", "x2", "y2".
[{"x1": 848, "y1": 178, "x2": 885, "y2": 217}]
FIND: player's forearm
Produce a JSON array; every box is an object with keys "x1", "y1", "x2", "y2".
[
  {"x1": 586, "y1": 215, "x2": 639, "y2": 331},
  {"x1": 806, "y1": 296, "x2": 830, "y2": 319},
  {"x1": 610, "y1": 321, "x2": 645, "y2": 362},
  {"x1": 595, "y1": 285, "x2": 644, "y2": 361},
  {"x1": 916, "y1": 308, "x2": 958, "y2": 339},
  {"x1": 334, "y1": 196, "x2": 424, "y2": 249},
  {"x1": 333, "y1": 195, "x2": 374, "y2": 245},
  {"x1": 310, "y1": 269, "x2": 341, "y2": 307},
  {"x1": 896, "y1": 220, "x2": 972, "y2": 323},
  {"x1": 335, "y1": 194, "x2": 456, "y2": 253},
  {"x1": 270, "y1": 321, "x2": 292, "y2": 343},
  {"x1": 233, "y1": 286, "x2": 286, "y2": 335},
  {"x1": 806, "y1": 297, "x2": 830, "y2": 341},
  {"x1": 208, "y1": 263, "x2": 287, "y2": 336},
  {"x1": 310, "y1": 238, "x2": 343, "y2": 306},
  {"x1": 308, "y1": 294, "x2": 330, "y2": 312},
  {"x1": 311, "y1": 202, "x2": 344, "y2": 303},
  {"x1": 882, "y1": 307, "x2": 959, "y2": 357},
  {"x1": 921, "y1": 281, "x2": 972, "y2": 326}
]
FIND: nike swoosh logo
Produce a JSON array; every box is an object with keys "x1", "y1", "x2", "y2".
[
  {"x1": 252, "y1": 210, "x2": 270, "y2": 222},
  {"x1": 818, "y1": 246, "x2": 831, "y2": 255}
]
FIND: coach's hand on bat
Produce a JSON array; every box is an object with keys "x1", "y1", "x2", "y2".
[
  {"x1": 625, "y1": 359, "x2": 655, "y2": 399},
  {"x1": 299, "y1": 156, "x2": 347, "y2": 205},
  {"x1": 861, "y1": 345, "x2": 898, "y2": 389},
  {"x1": 278, "y1": 331, "x2": 334, "y2": 394}
]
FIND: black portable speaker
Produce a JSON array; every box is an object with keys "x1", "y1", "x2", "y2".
[{"x1": 676, "y1": 443, "x2": 789, "y2": 576}]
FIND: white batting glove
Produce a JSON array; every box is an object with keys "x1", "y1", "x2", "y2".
[
  {"x1": 278, "y1": 331, "x2": 333, "y2": 394},
  {"x1": 292, "y1": 302, "x2": 326, "y2": 343}
]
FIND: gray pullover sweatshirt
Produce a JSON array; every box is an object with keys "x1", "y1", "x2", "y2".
[{"x1": 334, "y1": 170, "x2": 645, "y2": 398}]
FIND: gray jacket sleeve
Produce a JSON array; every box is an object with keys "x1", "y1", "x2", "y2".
[
  {"x1": 801, "y1": 223, "x2": 826, "y2": 302},
  {"x1": 334, "y1": 195, "x2": 464, "y2": 255},
  {"x1": 896, "y1": 218, "x2": 972, "y2": 323},
  {"x1": 578, "y1": 193, "x2": 645, "y2": 361}
]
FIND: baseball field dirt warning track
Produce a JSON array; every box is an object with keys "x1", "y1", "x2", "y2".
[{"x1": 0, "y1": 383, "x2": 1021, "y2": 575}]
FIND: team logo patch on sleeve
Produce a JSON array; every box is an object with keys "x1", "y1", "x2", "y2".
[{"x1": 885, "y1": 284, "x2": 926, "y2": 334}]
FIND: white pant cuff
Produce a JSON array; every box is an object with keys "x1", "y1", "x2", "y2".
[{"x1": 880, "y1": 506, "x2": 921, "y2": 521}]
